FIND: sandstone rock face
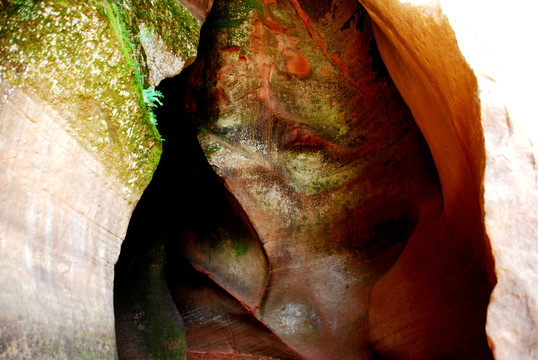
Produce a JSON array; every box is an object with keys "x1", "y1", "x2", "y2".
[
  {"x1": 358, "y1": 0, "x2": 495, "y2": 357},
  {"x1": 0, "y1": 83, "x2": 134, "y2": 358},
  {"x1": 360, "y1": 1, "x2": 537, "y2": 358},
  {"x1": 179, "y1": 0, "x2": 215, "y2": 21},
  {"x1": 438, "y1": 2, "x2": 538, "y2": 358},
  {"x1": 135, "y1": 0, "x2": 203, "y2": 86},
  {"x1": 1, "y1": 0, "x2": 536, "y2": 358},
  {"x1": 170, "y1": 0, "x2": 492, "y2": 358},
  {"x1": 0, "y1": 0, "x2": 199, "y2": 358}
]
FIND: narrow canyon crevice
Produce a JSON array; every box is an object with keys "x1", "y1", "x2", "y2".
[{"x1": 114, "y1": 0, "x2": 496, "y2": 359}]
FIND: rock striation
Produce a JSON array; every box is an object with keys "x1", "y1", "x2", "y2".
[
  {"x1": 173, "y1": 0, "x2": 493, "y2": 358},
  {"x1": 360, "y1": 1, "x2": 538, "y2": 358},
  {"x1": 0, "y1": 0, "x2": 200, "y2": 358},
  {"x1": 1, "y1": 0, "x2": 537, "y2": 359},
  {"x1": 0, "y1": 82, "x2": 133, "y2": 358}
]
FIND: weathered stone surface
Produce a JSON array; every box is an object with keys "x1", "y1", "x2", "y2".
[
  {"x1": 0, "y1": 83, "x2": 131, "y2": 358},
  {"x1": 360, "y1": 1, "x2": 537, "y2": 358},
  {"x1": 438, "y1": 1, "x2": 538, "y2": 358},
  {"x1": 173, "y1": 0, "x2": 493, "y2": 358},
  {"x1": 138, "y1": 23, "x2": 193, "y2": 87},
  {"x1": 1, "y1": 0, "x2": 536, "y2": 358},
  {"x1": 114, "y1": 220, "x2": 187, "y2": 360},
  {"x1": 178, "y1": 0, "x2": 215, "y2": 21},
  {"x1": 481, "y1": 87, "x2": 538, "y2": 360},
  {"x1": 358, "y1": 0, "x2": 495, "y2": 357},
  {"x1": 0, "y1": 0, "x2": 200, "y2": 358},
  {"x1": 132, "y1": 0, "x2": 202, "y2": 86},
  {"x1": 119, "y1": 73, "x2": 290, "y2": 359}
]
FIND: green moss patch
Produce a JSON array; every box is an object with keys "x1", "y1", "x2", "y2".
[
  {"x1": 0, "y1": 0, "x2": 201, "y2": 195},
  {"x1": 126, "y1": 0, "x2": 200, "y2": 59},
  {"x1": 211, "y1": 0, "x2": 264, "y2": 26}
]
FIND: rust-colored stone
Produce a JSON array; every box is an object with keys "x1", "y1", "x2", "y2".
[{"x1": 171, "y1": 0, "x2": 489, "y2": 358}]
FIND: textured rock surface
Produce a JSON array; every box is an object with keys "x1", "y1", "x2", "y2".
[
  {"x1": 0, "y1": 83, "x2": 131, "y2": 358},
  {"x1": 179, "y1": 0, "x2": 215, "y2": 21},
  {"x1": 361, "y1": 1, "x2": 538, "y2": 359},
  {"x1": 358, "y1": 0, "x2": 495, "y2": 358},
  {"x1": 131, "y1": 0, "x2": 202, "y2": 86},
  {"x1": 1, "y1": 0, "x2": 536, "y2": 358},
  {"x1": 438, "y1": 1, "x2": 538, "y2": 359},
  {"x1": 0, "y1": 0, "x2": 200, "y2": 358},
  {"x1": 173, "y1": 0, "x2": 492, "y2": 358}
]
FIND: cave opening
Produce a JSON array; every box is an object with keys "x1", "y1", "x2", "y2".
[{"x1": 114, "y1": 0, "x2": 495, "y2": 359}]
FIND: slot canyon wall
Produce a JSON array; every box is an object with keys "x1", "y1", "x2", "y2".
[
  {"x1": 0, "y1": 0, "x2": 201, "y2": 357},
  {"x1": 0, "y1": 0, "x2": 537, "y2": 359}
]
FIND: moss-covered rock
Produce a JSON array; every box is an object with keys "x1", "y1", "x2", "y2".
[
  {"x1": 0, "y1": 0, "x2": 200, "y2": 196},
  {"x1": 0, "y1": 1, "x2": 201, "y2": 358}
]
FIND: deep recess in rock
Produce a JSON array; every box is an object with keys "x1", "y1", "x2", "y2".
[{"x1": 114, "y1": 0, "x2": 494, "y2": 359}]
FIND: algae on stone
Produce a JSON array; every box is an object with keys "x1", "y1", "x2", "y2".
[
  {"x1": 0, "y1": 1, "x2": 202, "y2": 357},
  {"x1": 0, "y1": 0, "x2": 201, "y2": 197}
]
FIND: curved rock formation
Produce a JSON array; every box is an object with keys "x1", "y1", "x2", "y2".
[
  {"x1": 358, "y1": 1, "x2": 496, "y2": 358},
  {"x1": 360, "y1": 1, "x2": 538, "y2": 358},
  {"x1": 170, "y1": 0, "x2": 494, "y2": 358},
  {"x1": 0, "y1": 0, "x2": 200, "y2": 358},
  {"x1": 1, "y1": 0, "x2": 537, "y2": 359}
]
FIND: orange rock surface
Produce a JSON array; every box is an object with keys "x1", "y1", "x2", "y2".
[{"x1": 164, "y1": 0, "x2": 495, "y2": 358}]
